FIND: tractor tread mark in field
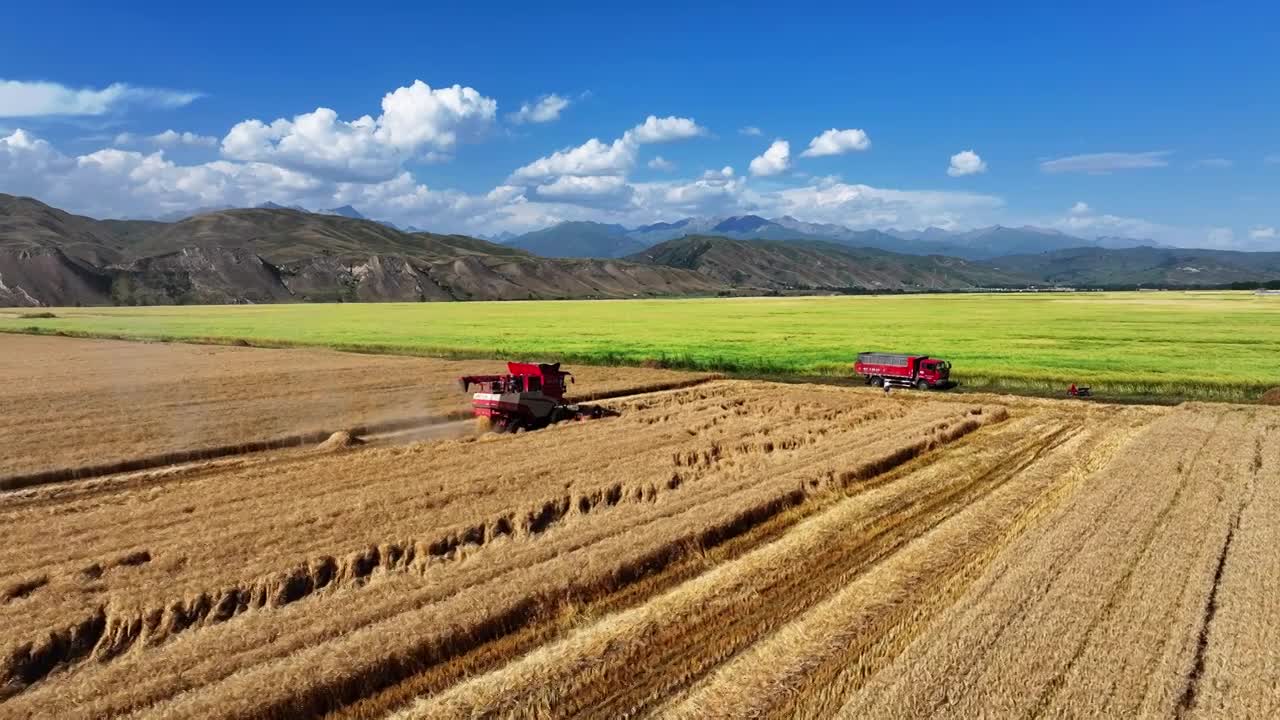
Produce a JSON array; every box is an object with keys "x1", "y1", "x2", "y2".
[
  {"x1": 563, "y1": 422, "x2": 1076, "y2": 718},
  {"x1": 1176, "y1": 430, "x2": 1265, "y2": 717}
]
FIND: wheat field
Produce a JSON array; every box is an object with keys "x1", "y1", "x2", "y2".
[
  {"x1": 0, "y1": 335, "x2": 708, "y2": 481},
  {"x1": 1, "y1": 337, "x2": 1275, "y2": 719}
]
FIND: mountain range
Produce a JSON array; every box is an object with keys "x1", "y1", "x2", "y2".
[
  {"x1": 2, "y1": 193, "x2": 1278, "y2": 307},
  {"x1": 506, "y1": 216, "x2": 1165, "y2": 260},
  {"x1": 0, "y1": 194, "x2": 722, "y2": 306},
  {"x1": 152, "y1": 202, "x2": 1166, "y2": 261},
  {"x1": 627, "y1": 236, "x2": 1030, "y2": 291}
]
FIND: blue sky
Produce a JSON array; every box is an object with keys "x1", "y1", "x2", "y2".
[{"x1": 1, "y1": 1, "x2": 1277, "y2": 248}]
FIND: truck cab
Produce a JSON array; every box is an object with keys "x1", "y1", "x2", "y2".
[{"x1": 917, "y1": 358, "x2": 952, "y2": 387}]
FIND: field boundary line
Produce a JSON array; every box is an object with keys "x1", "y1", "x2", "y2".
[{"x1": 1, "y1": 326, "x2": 1266, "y2": 403}]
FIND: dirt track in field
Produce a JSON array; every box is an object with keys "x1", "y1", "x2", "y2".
[{"x1": 1, "y1": 336, "x2": 1277, "y2": 720}]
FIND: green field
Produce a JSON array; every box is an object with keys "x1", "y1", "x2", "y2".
[{"x1": 3, "y1": 292, "x2": 1278, "y2": 401}]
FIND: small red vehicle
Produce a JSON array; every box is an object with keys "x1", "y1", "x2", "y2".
[
  {"x1": 458, "y1": 361, "x2": 613, "y2": 432},
  {"x1": 854, "y1": 352, "x2": 955, "y2": 390},
  {"x1": 1067, "y1": 383, "x2": 1092, "y2": 398}
]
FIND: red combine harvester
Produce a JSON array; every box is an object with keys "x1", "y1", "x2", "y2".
[
  {"x1": 458, "y1": 362, "x2": 615, "y2": 432},
  {"x1": 854, "y1": 352, "x2": 955, "y2": 390}
]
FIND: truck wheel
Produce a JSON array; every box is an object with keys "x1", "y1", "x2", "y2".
[{"x1": 916, "y1": 379, "x2": 929, "y2": 391}]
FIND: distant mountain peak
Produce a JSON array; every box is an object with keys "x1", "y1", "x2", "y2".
[
  {"x1": 255, "y1": 201, "x2": 308, "y2": 213},
  {"x1": 712, "y1": 215, "x2": 773, "y2": 233},
  {"x1": 323, "y1": 205, "x2": 365, "y2": 220}
]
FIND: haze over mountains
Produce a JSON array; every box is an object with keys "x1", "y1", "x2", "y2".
[{"x1": 2, "y1": 193, "x2": 1278, "y2": 307}]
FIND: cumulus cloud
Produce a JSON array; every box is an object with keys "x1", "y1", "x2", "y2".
[
  {"x1": 0, "y1": 79, "x2": 201, "y2": 117},
  {"x1": 800, "y1": 128, "x2": 871, "y2": 158},
  {"x1": 221, "y1": 80, "x2": 497, "y2": 181},
  {"x1": 1248, "y1": 226, "x2": 1276, "y2": 240},
  {"x1": 0, "y1": 129, "x2": 321, "y2": 218},
  {"x1": 509, "y1": 137, "x2": 634, "y2": 181},
  {"x1": 1069, "y1": 201, "x2": 1090, "y2": 215},
  {"x1": 1, "y1": 125, "x2": 1023, "y2": 238},
  {"x1": 624, "y1": 115, "x2": 707, "y2": 144},
  {"x1": 509, "y1": 115, "x2": 706, "y2": 183},
  {"x1": 0, "y1": 129, "x2": 74, "y2": 178},
  {"x1": 532, "y1": 175, "x2": 635, "y2": 208},
  {"x1": 749, "y1": 140, "x2": 790, "y2": 176},
  {"x1": 739, "y1": 126, "x2": 763, "y2": 137},
  {"x1": 638, "y1": 174, "x2": 747, "y2": 214},
  {"x1": 647, "y1": 155, "x2": 675, "y2": 171},
  {"x1": 947, "y1": 150, "x2": 987, "y2": 177},
  {"x1": 115, "y1": 130, "x2": 218, "y2": 148},
  {"x1": 770, "y1": 181, "x2": 1003, "y2": 229},
  {"x1": 507, "y1": 94, "x2": 570, "y2": 124},
  {"x1": 1040, "y1": 151, "x2": 1171, "y2": 174}
]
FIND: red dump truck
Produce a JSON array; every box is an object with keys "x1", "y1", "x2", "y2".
[{"x1": 854, "y1": 352, "x2": 955, "y2": 390}]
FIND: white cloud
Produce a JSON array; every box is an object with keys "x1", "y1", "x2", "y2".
[
  {"x1": 624, "y1": 115, "x2": 707, "y2": 144},
  {"x1": 1049, "y1": 203, "x2": 1169, "y2": 241},
  {"x1": 749, "y1": 140, "x2": 790, "y2": 176},
  {"x1": 532, "y1": 175, "x2": 635, "y2": 208},
  {"x1": 800, "y1": 128, "x2": 871, "y2": 158},
  {"x1": 739, "y1": 126, "x2": 763, "y2": 137},
  {"x1": 1248, "y1": 226, "x2": 1276, "y2": 240},
  {"x1": 0, "y1": 129, "x2": 74, "y2": 178},
  {"x1": 376, "y1": 81, "x2": 497, "y2": 149},
  {"x1": 222, "y1": 80, "x2": 496, "y2": 181},
  {"x1": 769, "y1": 181, "x2": 1004, "y2": 229},
  {"x1": 1195, "y1": 157, "x2": 1233, "y2": 168},
  {"x1": 510, "y1": 137, "x2": 634, "y2": 181},
  {"x1": 507, "y1": 94, "x2": 570, "y2": 124},
  {"x1": 1040, "y1": 151, "x2": 1171, "y2": 174},
  {"x1": 1045, "y1": 205, "x2": 1260, "y2": 249},
  {"x1": 509, "y1": 115, "x2": 705, "y2": 184},
  {"x1": 11, "y1": 123, "x2": 1241, "y2": 249},
  {"x1": 116, "y1": 130, "x2": 218, "y2": 148},
  {"x1": 947, "y1": 150, "x2": 987, "y2": 177},
  {"x1": 0, "y1": 79, "x2": 201, "y2": 117},
  {"x1": 0, "y1": 129, "x2": 322, "y2": 218},
  {"x1": 647, "y1": 155, "x2": 675, "y2": 171},
  {"x1": 153, "y1": 130, "x2": 218, "y2": 148},
  {"x1": 0, "y1": 126, "x2": 1018, "y2": 238},
  {"x1": 638, "y1": 174, "x2": 747, "y2": 214}
]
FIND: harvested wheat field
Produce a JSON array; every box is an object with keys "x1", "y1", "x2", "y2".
[
  {"x1": 0, "y1": 335, "x2": 710, "y2": 483},
  {"x1": 1, "y1": 342, "x2": 1277, "y2": 720}
]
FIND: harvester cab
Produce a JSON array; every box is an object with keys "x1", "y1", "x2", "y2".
[{"x1": 458, "y1": 362, "x2": 611, "y2": 433}]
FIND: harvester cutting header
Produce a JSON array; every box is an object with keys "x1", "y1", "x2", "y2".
[{"x1": 459, "y1": 362, "x2": 615, "y2": 433}]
